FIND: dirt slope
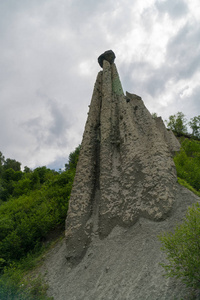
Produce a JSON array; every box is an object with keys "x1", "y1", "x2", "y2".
[{"x1": 42, "y1": 184, "x2": 200, "y2": 300}]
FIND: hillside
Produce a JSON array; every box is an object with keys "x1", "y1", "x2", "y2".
[
  {"x1": 0, "y1": 136, "x2": 200, "y2": 299},
  {"x1": 42, "y1": 184, "x2": 200, "y2": 300},
  {"x1": 0, "y1": 147, "x2": 80, "y2": 299},
  {"x1": 1, "y1": 51, "x2": 200, "y2": 299},
  {"x1": 40, "y1": 137, "x2": 200, "y2": 300},
  {"x1": 41, "y1": 53, "x2": 200, "y2": 300}
]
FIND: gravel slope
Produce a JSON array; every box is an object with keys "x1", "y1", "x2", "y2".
[{"x1": 43, "y1": 185, "x2": 200, "y2": 300}]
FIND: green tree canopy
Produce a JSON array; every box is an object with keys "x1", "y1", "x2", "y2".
[
  {"x1": 166, "y1": 112, "x2": 187, "y2": 135},
  {"x1": 23, "y1": 166, "x2": 32, "y2": 173},
  {"x1": 0, "y1": 152, "x2": 5, "y2": 176},
  {"x1": 189, "y1": 115, "x2": 200, "y2": 138},
  {"x1": 3, "y1": 159, "x2": 21, "y2": 172},
  {"x1": 65, "y1": 145, "x2": 81, "y2": 171},
  {"x1": 0, "y1": 152, "x2": 5, "y2": 167}
]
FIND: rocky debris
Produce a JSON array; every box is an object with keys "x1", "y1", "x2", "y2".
[
  {"x1": 44, "y1": 185, "x2": 200, "y2": 300},
  {"x1": 65, "y1": 55, "x2": 178, "y2": 261},
  {"x1": 98, "y1": 50, "x2": 116, "y2": 68}
]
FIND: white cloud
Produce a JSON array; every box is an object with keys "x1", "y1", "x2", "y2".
[{"x1": 0, "y1": 0, "x2": 199, "y2": 169}]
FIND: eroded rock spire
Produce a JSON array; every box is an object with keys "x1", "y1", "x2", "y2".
[{"x1": 65, "y1": 51, "x2": 178, "y2": 260}]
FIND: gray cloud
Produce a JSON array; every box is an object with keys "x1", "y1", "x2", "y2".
[
  {"x1": 0, "y1": 0, "x2": 199, "y2": 169},
  {"x1": 46, "y1": 156, "x2": 68, "y2": 171},
  {"x1": 122, "y1": 18, "x2": 200, "y2": 100},
  {"x1": 155, "y1": 0, "x2": 188, "y2": 18},
  {"x1": 166, "y1": 22, "x2": 200, "y2": 79},
  {"x1": 21, "y1": 94, "x2": 72, "y2": 149},
  {"x1": 187, "y1": 86, "x2": 200, "y2": 117},
  {"x1": 48, "y1": 100, "x2": 68, "y2": 138}
]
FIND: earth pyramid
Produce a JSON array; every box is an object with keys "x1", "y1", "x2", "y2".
[{"x1": 65, "y1": 50, "x2": 180, "y2": 260}]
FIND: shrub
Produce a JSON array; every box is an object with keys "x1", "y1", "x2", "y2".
[
  {"x1": 0, "y1": 264, "x2": 52, "y2": 300},
  {"x1": 177, "y1": 178, "x2": 200, "y2": 197},
  {"x1": 65, "y1": 145, "x2": 80, "y2": 171},
  {"x1": 174, "y1": 139, "x2": 200, "y2": 192},
  {"x1": 0, "y1": 169, "x2": 75, "y2": 264},
  {"x1": 0, "y1": 146, "x2": 79, "y2": 299},
  {"x1": 159, "y1": 203, "x2": 200, "y2": 289}
]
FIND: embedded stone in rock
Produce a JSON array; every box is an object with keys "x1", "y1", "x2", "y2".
[{"x1": 98, "y1": 50, "x2": 116, "y2": 68}]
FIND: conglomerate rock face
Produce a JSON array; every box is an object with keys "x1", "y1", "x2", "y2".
[
  {"x1": 154, "y1": 116, "x2": 180, "y2": 155},
  {"x1": 65, "y1": 53, "x2": 178, "y2": 260}
]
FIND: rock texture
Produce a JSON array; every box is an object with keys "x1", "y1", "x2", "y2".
[
  {"x1": 155, "y1": 116, "x2": 181, "y2": 155},
  {"x1": 98, "y1": 50, "x2": 116, "y2": 68},
  {"x1": 43, "y1": 52, "x2": 200, "y2": 300},
  {"x1": 65, "y1": 53, "x2": 178, "y2": 261}
]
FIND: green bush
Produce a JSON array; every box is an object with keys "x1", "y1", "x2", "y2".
[
  {"x1": 0, "y1": 263, "x2": 52, "y2": 300},
  {"x1": 174, "y1": 139, "x2": 200, "y2": 192},
  {"x1": 0, "y1": 146, "x2": 80, "y2": 299},
  {"x1": 177, "y1": 178, "x2": 200, "y2": 197},
  {"x1": 0, "y1": 175, "x2": 71, "y2": 263},
  {"x1": 159, "y1": 203, "x2": 200, "y2": 289},
  {"x1": 65, "y1": 145, "x2": 80, "y2": 171}
]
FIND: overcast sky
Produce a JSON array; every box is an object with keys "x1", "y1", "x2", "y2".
[{"x1": 1, "y1": 0, "x2": 200, "y2": 170}]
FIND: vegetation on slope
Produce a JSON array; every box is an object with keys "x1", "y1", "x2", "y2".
[
  {"x1": 0, "y1": 146, "x2": 80, "y2": 299},
  {"x1": 174, "y1": 138, "x2": 200, "y2": 196},
  {"x1": 0, "y1": 111, "x2": 200, "y2": 298},
  {"x1": 165, "y1": 112, "x2": 200, "y2": 138},
  {"x1": 159, "y1": 203, "x2": 200, "y2": 291},
  {"x1": 159, "y1": 112, "x2": 200, "y2": 293},
  {"x1": 163, "y1": 112, "x2": 200, "y2": 196}
]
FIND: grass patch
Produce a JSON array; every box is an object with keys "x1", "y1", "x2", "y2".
[
  {"x1": 0, "y1": 232, "x2": 64, "y2": 299},
  {"x1": 177, "y1": 177, "x2": 200, "y2": 197}
]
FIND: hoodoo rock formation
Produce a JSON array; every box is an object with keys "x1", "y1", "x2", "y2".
[
  {"x1": 65, "y1": 51, "x2": 179, "y2": 260},
  {"x1": 44, "y1": 51, "x2": 199, "y2": 300}
]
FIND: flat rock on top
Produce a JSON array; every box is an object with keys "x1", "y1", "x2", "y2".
[{"x1": 98, "y1": 50, "x2": 116, "y2": 67}]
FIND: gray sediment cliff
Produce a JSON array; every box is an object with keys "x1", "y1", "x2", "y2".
[
  {"x1": 44, "y1": 51, "x2": 199, "y2": 300},
  {"x1": 65, "y1": 51, "x2": 180, "y2": 260}
]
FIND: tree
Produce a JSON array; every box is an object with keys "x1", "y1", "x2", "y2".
[
  {"x1": 152, "y1": 112, "x2": 158, "y2": 119},
  {"x1": 189, "y1": 116, "x2": 200, "y2": 138},
  {"x1": 3, "y1": 159, "x2": 21, "y2": 172},
  {"x1": 0, "y1": 152, "x2": 5, "y2": 167},
  {"x1": 65, "y1": 145, "x2": 81, "y2": 171},
  {"x1": 24, "y1": 166, "x2": 32, "y2": 173},
  {"x1": 166, "y1": 112, "x2": 187, "y2": 135},
  {"x1": 159, "y1": 203, "x2": 200, "y2": 290},
  {"x1": 0, "y1": 152, "x2": 5, "y2": 175},
  {"x1": 34, "y1": 166, "x2": 51, "y2": 184}
]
